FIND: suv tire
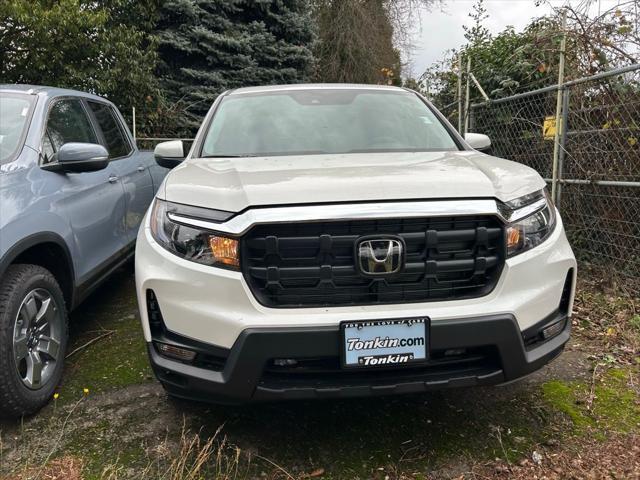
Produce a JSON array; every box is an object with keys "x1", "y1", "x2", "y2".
[{"x1": 0, "y1": 265, "x2": 68, "y2": 417}]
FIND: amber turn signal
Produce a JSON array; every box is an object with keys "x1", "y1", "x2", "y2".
[
  {"x1": 209, "y1": 235, "x2": 239, "y2": 267},
  {"x1": 506, "y1": 226, "x2": 521, "y2": 250}
]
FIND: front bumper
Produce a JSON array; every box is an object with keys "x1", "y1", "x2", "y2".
[{"x1": 148, "y1": 310, "x2": 570, "y2": 404}]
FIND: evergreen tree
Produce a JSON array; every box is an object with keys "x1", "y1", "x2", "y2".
[
  {"x1": 156, "y1": 0, "x2": 315, "y2": 133},
  {"x1": 462, "y1": 0, "x2": 490, "y2": 46}
]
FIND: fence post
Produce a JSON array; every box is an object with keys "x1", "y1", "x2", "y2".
[
  {"x1": 470, "y1": 73, "x2": 490, "y2": 102},
  {"x1": 457, "y1": 54, "x2": 463, "y2": 133},
  {"x1": 556, "y1": 88, "x2": 570, "y2": 209},
  {"x1": 551, "y1": 9, "x2": 567, "y2": 204},
  {"x1": 464, "y1": 56, "x2": 471, "y2": 135},
  {"x1": 132, "y1": 106, "x2": 137, "y2": 143},
  {"x1": 469, "y1": 105, "x2": 475, "y2": 133}
]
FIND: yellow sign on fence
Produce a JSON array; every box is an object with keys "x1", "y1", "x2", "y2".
[{"x1": 543, "y1": 116, "x2": 557, "y2": 140}]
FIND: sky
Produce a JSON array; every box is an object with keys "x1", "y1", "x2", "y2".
[{"x1": 408, "y1": 0, "x2": 624, "y2": 77}]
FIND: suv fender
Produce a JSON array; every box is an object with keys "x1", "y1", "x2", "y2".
[{"x1": 0, "y1": 232, "x2": 75, "y2": 307}]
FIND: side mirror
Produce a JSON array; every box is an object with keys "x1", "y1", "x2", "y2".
[
  {"x1": 42, "y1": 143, "x2": 109, "y2": 173},
  {"x1": 155, "y1": 140, "x2": 184, "y2": 169},
  {"x1": 464, "y1": 133, "x2": 492, "y2": 153}
]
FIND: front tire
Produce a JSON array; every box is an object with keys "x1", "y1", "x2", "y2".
[{"x1": 0, "y1": 265, "x2": 68, "y2": 417}]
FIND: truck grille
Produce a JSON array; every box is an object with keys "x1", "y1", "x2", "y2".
[{"x1": 241, "y1": 215, "x2": 505, "y2": 308}]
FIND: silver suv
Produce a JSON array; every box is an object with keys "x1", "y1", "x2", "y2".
[{"x1": 0, "y1": 85, "x2": 166, "y2": 416}]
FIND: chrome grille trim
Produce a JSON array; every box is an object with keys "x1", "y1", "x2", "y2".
[{"x1": 165, "y1": 199, "x2": 521, "y2": 235}]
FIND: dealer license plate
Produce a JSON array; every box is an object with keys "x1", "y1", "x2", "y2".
[{"x1": 341, "y1": 318, "x2": 428, "y2": 368}]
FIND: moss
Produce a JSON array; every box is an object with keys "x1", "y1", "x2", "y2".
[
  {"x1": 542, "y1": 381, "x2": 594, "y2": 429},
  {"x1": 63, "y1": 420, "x2": 148, "y2": 480},
  {"x1": 607, "y1": 368, "x2": 627, "y2": 381},
  {"x1": 58, "y1": 316, "x2": 152, "y2": 402},
  {"x1": 591, "y1": 368, "x2": 640, "y2": 433},
  {"x1": 53, "y1": 270, "x2": 153, "y2": 405},
  {"x1": 542, "y1": 368, "x2": 640, "y2": 435}
]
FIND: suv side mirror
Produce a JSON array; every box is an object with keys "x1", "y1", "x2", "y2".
[
  {"x1": 465, "y1": 133, "x2": 492, "y2": 153},
  {"x1": 155, "y1": 140, "x2": 185, "y2": 169},
  {"x1": 42, "y1": 143, "x2": 109, "y2": 173}
]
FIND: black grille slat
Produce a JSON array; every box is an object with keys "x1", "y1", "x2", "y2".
[
  {"x1": 246, "y1": 229, "x2": 501, "y2": 249},
  {"x1": 249, "y1": 256, "x2": 499, "y2": 281},
  {"x1": 241, "y1": 216, "x2": 505, "y2": 308}
]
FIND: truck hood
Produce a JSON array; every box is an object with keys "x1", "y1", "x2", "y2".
[{"x1": 161, "y1": 151, "x2": 546, "y2": 212}]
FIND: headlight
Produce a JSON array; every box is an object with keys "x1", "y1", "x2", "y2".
[
  {"x1": 504, "y1": 189, "x2": 557, "y2": 257},
  {"x1": 149, "y1": 199, "x2": 239, "y2": 269}
]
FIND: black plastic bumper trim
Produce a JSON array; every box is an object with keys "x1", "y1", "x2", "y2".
[{"x1": 147, "y1": 310, "x2": 570, "y2": 405}]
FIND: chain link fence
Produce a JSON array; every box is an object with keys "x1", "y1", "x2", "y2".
[
  {"x1": 468, "y1": 65, "x2": 640, "y2": 287},
  {"x1": 135, "y1": 137, "x2": 193, "y2": 152},
  {"x1": 439, "y1": 100, "x2": 459, "y2": 131}
]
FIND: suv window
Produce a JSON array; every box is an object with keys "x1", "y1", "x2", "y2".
[
  {"x1": 0, "y1": 92, "x2": 35, "y2": 166},
  {"x1": 88, "y1": 101, "x2": 131, "y2": 159},
  {"x1": 43, "y1": 98, "x2": 97, "y2": 162}
]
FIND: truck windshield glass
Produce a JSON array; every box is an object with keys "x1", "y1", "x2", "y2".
[
  {"x1": 201, "y1": 89, "x2": 459, "y2": 157},
  {"x1": 0, "y1": 93, "x2": 35, "y2": 165}
]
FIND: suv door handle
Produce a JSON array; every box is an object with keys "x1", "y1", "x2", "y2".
[
  {"x1": 137, "y1": 166, "x2": 145, "y2": 172},
  {"x1": 108, "y1": 175, "x2": 119, "y2": 184}
]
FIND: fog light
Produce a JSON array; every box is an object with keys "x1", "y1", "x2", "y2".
[
  {"x1": 542, "y1": 320, "x2": 565, "y2": 340},
  {"x1": 273, "y1": 358, "x2": 298, "y2": 367},
  {"x1": 156, "y1": 342, "x2": 197, "y2": 362}
]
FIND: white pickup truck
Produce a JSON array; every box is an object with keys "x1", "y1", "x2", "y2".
[{"x1": 135, "y1": 84, "x2": 576, "y2": 404}]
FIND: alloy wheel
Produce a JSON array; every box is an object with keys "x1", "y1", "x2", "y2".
[{"x1": 12, "y1": 289, "x2": 63, "y2": 390}]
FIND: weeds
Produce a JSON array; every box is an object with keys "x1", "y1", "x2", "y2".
[
  {"x1": 572, "y1": 266, "x2": 640, "y2": 366},
  {"x1": 99, "y1": 423, "x2": 247, "y2": 480}
]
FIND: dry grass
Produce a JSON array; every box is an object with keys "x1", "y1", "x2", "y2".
[
  {"x1": 1, "y1": 420, "x2": 252, "y2": 480},
  {"x1": 466, "y1": 434, "x2": 640, "y2": 480},
  {"x1": 3, "y1": 456, "x2": 84, "y2": 480},
  {"x1": 99, "y1": 424, "x2": 246, "y2": 480}
]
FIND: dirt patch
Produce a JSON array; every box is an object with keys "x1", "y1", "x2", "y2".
[
  {"x1": 468, "y1": 433, "x2": 640, "y2": 479},
  {"x1": 3, "y1": 456, "x2": 84, "y2": 480},
  {"x1": 572, "y1": 267, "x2": 640, "y2": 367}
]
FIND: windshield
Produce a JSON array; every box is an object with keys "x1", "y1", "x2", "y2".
[
  {"x1": 201, "y1": 89, "x2": 459, "y2": 157},
  {"x1": 0, "y1": 93, "x2": 35, "y2": 165}
]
